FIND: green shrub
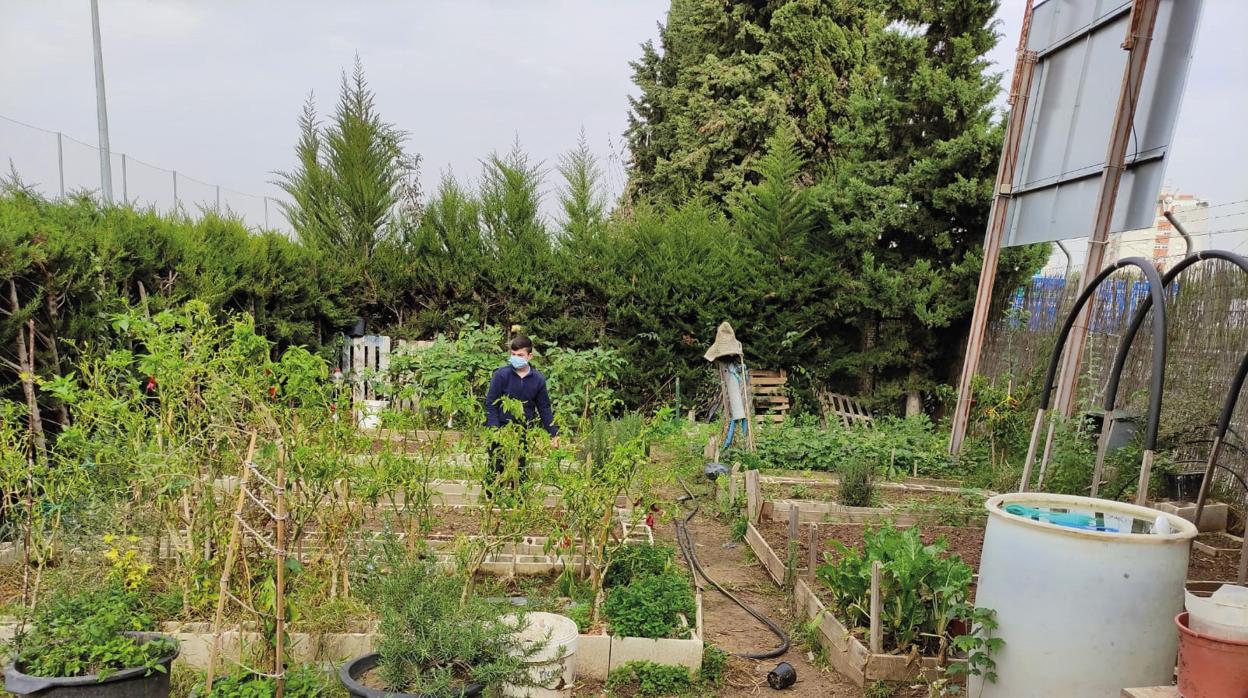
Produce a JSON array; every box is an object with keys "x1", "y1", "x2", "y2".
[
  {"x1": 604, "y1": 544, "x2": 675, "y2": 588},
  {"x1": 370, "y1": 550, "x2": 547, "y2": 694},
  {"x1": 605, "y1": 660, "x2": 692, "y2": 696},
  {"x1": 11, "y1": 583, "x2": 175, "y2": 679},
  {"x1": 838, "y1": 457, "x2": 875, "y2": 507},
  {"x1": 751, "y1": 416, "x2": 948, "y2": 478},
  {"x1": 604, "y1": 569, "x2": 696, "y2": 639}
]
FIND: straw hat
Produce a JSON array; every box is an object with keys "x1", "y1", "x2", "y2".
[{"x1": 704, "y1": 322, "x2": 743, "y2": 362}]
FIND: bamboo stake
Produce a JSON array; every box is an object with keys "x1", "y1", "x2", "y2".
[
  {"x1": 275, "y1": 458, "x2": 286, "y2": 698},
  {"x1": 206, "y1": 432, "x2": 258, "y2": 691}
]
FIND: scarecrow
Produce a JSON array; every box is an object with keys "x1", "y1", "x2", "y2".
[{"x1": 704, "y1": 322, "x2": 755, "y2": 460}]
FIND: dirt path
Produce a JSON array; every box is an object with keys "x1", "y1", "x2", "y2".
[{"x1": 666, "y1": 514, "x2": 862, "y2": 697}]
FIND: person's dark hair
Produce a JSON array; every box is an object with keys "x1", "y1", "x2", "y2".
[{"x1": 508, "y1": 335, "x2": 533, "y2": 353}]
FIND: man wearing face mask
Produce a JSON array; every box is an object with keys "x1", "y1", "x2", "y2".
[{"x1": 484, "y1": 335, "x2": 559, "y2": 483}]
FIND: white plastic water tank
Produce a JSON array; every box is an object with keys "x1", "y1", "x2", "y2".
[{"x1": 969, "y1": 493, "x2": 1196, "y2": 698}]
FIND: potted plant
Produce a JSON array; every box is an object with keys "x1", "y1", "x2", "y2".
[
  {"x1": 339, "y1": 549, "x2": 557, "y2": 697},
  {"x1": 3, "y1": 583, "x2": 179, "y2": 697}
]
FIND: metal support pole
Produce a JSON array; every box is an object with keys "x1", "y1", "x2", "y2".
[
  {"x1": 90, "y1": 0, "x2": 113, "y2": 203},
  {"x1": 56, "y1": 133, "x2": 64, "y2": 197},
  {"x1": 1164, "y1": 210, "x2": 1194, "y2": 257},
  {"x1": 1052, "y1": 0, "x2": 1163, "y2": 417},
  {"x1": 264, "y1": 196, "x2": 270, "y2": 228},
  {"x1": 120, "y1": 154, "x2": 127, "y2": 203},
  {"x1": 1056, "y1": 240, "x2": 1073, "y2": 279},
  {"x1": 949, "y1": 1, "x2": 1038, "y2": 454},
  {"x1": 216, "y1": 184, "x2": 221, "y2": 212},
  {"x1": 172, "y1": 170, "x2": 178, "y2": 211}
]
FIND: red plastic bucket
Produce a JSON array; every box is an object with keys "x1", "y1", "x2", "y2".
[{"x1": 1176, "y1": 612, "x2": 1248, "y2": 697}]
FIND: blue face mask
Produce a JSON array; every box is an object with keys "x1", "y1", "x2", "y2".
[{"x1": 508, "y1": 355, "x2": 530, "y2": 370}]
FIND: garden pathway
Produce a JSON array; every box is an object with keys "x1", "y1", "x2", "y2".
[{"x1": 670, "y1": 515, "x2": 863, "y2": 697}]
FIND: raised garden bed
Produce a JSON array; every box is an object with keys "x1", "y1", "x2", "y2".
[
  {"x1": 0, "y1": 594, "x2": 702, "y2": 682},
  {"x1": 742, "y1": 522, "x2": 942, "y2": 686}
]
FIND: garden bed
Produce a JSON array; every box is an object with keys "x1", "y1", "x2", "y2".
[
  {"x1": 759, "y1": 520, "x2": 985, "y2": 576},
  {"x1": 0, "y1": 597, "x2": 702, "y2": 682},
  {"x1": 741, "y1": 522, "x2": 944, "y2": 686}
]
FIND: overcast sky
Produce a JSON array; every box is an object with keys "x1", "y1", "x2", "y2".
[{"x1": 1, "y1": 0, "x2": 1244, "y2": 251}]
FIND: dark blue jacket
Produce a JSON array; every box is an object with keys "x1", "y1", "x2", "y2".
[{"x1": 484, "y1": 365, "x2": 558, "y2": 436}]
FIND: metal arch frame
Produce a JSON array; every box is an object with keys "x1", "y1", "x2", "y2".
[
  {"x1": 1089, "y1": 250, "x2": 1248, "y2": 524},
  {"x1": 1018, "y1": 256, "x2": 1167, "y2": 499}
]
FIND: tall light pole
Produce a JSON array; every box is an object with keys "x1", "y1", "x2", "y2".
[{"x1": 90, "y1": 0, "x2": 114, "y2": 203}]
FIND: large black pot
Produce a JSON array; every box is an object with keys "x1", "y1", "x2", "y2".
[
  {"x1": 3, "y1": 632, "x2": 178, "y2": 698},
  {"x1": 338, "y1": 653, "x2": 483, "y2": 698}
]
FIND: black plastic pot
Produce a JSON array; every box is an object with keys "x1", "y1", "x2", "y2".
[
  {"x1": 1162, "y1": 470, "x2": 1206, "y2": 502},
  {"x1": 347, "y1": 317, "x2": 367, "y2": 338},
  {"x1": 3, "y1": 632, "x2": 178, "y2": 698},
  {"x1": 338, "y1": 653, "x2": 483, "y2": 698},
  {"x1": 766, "y1": 661, "x2": 796, "y2": 689}
]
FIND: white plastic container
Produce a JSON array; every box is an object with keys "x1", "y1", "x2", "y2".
[
  {"x1": 970, "y1": 493, "x2": 1196, "y2": 698},
  {"x1": 1185, "y1": 584, "x2": 1248, "y2": 642},
  {"x1": 502, "y1": 612, "x2": 579, "y2": 698},
  {"x1": 356, "y1": 399, "x2": 389, "y2": 429}
]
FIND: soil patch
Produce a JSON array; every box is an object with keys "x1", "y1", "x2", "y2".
[
  {"x1": 1196, "y1": 532, "x2": 1243, "y2": 550},
  {"x1": 1189, "y1": 546, "x2": 1242, "y2": 582}
]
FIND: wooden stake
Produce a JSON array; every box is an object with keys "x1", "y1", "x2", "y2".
[
  {"x1": 786, "y1": 506, "x2": 799, "y2": 589},
  {"x1": 206, "y1": 432, "x2": 257, "y2": 691},
  {"x1": 745, "y1": 469, "x2": 761, "y2": 523},
  {"x1": 1239, "y1": 492, "x2": 1247, "y2": 585},
  {"x1": 1135, "y1": 450, "x2": 1155, "y2": 507},
  {"x1": 869, "y1": 560, "x2": 883, "y2": 654},
  {"x1": 806, "y1": 524, "x2": 818, "y2": 584}
]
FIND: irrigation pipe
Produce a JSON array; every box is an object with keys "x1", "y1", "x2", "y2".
[{"x1": 672, "y1": 475, "x2": 790, "y2": 660}]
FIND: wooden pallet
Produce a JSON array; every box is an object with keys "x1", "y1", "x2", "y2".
[
  {"x1": 819, "y1": 390, "x2": 873, "y2": 428},
  {"x1": 750, "y1": 369, "x2": 789, "y2": 423}
]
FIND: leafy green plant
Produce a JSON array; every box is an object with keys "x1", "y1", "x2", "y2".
[
  {"x1": 948, "y1": 606, "x2": 1002, "y2": 685},
  {"x1": 816, "y1": 525, "x2": 973, "y2": 656},
  {"x1": 603, "y1": 568, "x2": 696, "y2": 639},
  {"x1": 605, "y1": 660, "x2": 692, "y2": 697},
  {"x1": 199, "y1": 665, "x2": 327, "y2": 697},
  {"x1": 698, "y1": 644, "x2": 728, "y2": 686},
  {"x1": 603, "y1": 544, "x2": 675, "y2": 589},
  {"x1": 10, "y1": 583, "x2": 175, "y2": 679}
]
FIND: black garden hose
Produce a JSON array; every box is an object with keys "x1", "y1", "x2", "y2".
[{"x1": 673, "y1": 475, "x2": 790, "y2": 660}]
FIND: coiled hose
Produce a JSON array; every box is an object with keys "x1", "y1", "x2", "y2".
[{"x1": 673, "y1": 476, "x2": 790, "y2": 660}]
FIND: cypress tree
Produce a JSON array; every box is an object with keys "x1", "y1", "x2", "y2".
[{"x1": 628, "y1": 0, "x2": 1047, "y2": 408}]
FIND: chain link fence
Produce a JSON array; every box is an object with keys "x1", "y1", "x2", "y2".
[{"x1": 0, "y1": 114, "x2": 291, "y2": 234}]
